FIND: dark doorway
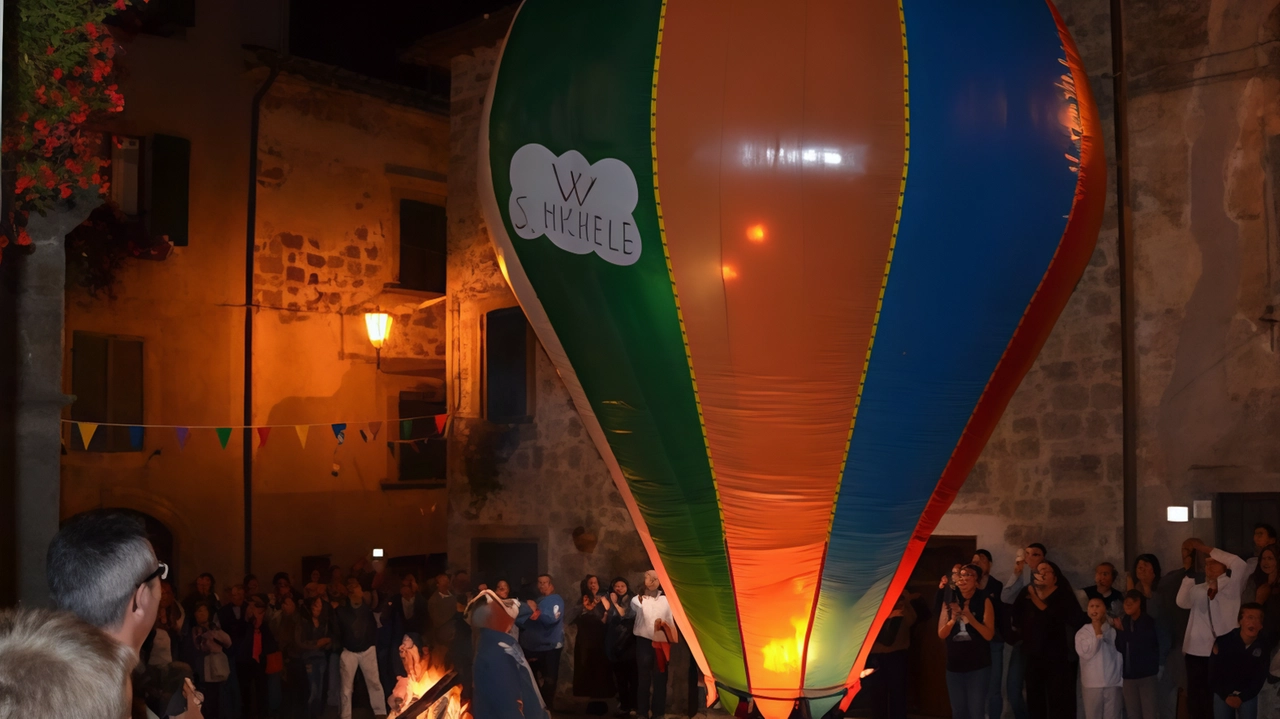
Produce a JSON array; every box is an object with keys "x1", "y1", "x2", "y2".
[
  {"x1": 112, "y1": 509, "x2": 176, "y2": 590},
  {"x1": 474, "y1": 539, "x2": 539, "y2": 601},
  {"x1": 845, "y1": 535, "x2": 976, "y2": 719},
  {"x1": 1217, "y1": 493, "x2": 1280, "y2": 560}
]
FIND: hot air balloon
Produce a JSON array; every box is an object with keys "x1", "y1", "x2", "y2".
[{"x1": 478, "y1": 1, "x2": 1105, "y2": 716}]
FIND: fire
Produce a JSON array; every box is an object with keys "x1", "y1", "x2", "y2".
[{"x1": 761, "y1": 616, "x2": 807, "y2": 674}]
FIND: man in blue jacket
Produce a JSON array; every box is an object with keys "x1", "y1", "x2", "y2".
[
  {"x1": 473, "y1": 592, "x2": 547, "y2": 719},
  {"x1": 517, "y1": 574, "x2": 565, "y2": 711}
]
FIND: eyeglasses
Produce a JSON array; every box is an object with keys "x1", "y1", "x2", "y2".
[{"x1": 140, "y1": 562, "x2": 169, "y2": 587}]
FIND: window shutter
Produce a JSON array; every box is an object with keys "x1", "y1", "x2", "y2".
[{"x1": 149, "y1": 134, "x2": 191, "y2": 246}]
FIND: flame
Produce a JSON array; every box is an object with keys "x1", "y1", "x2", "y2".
[{"x1": 761, "y1": 616, "x2": 807, "y2": 674}]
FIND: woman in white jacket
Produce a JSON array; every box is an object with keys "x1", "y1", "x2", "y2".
[{"x1": 1076, "y1": 597, "x2": 1123, "y2": 719}]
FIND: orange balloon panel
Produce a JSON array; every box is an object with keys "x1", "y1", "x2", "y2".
[{"x1": 656, "y1": 0, "x2": 906, "y2": 696}]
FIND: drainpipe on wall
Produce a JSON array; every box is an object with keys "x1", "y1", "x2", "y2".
[
  {"x1": 1110, "y1": 0, "x2": 1138, "y2": 566},
  {"x1": 244, "y1": 59, "x2": 280, "y2": 577}
]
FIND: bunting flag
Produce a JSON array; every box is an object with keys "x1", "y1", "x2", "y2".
[
  {"x1": 387, "y1": 441, "x2": 396, "y2": 457},
  {"x1": 175, "y1": 427, "x2": 190, "y2": 450},
  {"x1": 295, "y1": 425, "x2": 310, "y2": 447},
  {"x1": 257, "y1": 427, "x2": 272, "y2": 447},
  {"x1": 128, "y1": 426, "x2": 145, "y2": 450},
  {"x1": 370, "y1": 421, "x2": 383, "y2": 440},
  {"x1": 359, "y1": 430, "x2": 369, "y2": 443},
  {"x1": 215, "y1": 428, "x2": 232, "y2": 449},
  {"x1": 400, "y1": 419, "x2": 413, "y2": 441},
  {"x1": 332, "y1": 423, "x2": 347, "y2": 445},
  {"x1": 434, "y1": 414, "x2": 448, "y2": 435},
  {"x1": 77, "y1": 422, "x2": 99, "y2": 449}
]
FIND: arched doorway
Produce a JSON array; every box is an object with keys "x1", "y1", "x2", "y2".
[{"x1": 113, "y1": 509, "x2": 177, "y2": 590}]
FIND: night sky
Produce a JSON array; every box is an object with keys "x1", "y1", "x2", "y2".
[{"x1": 289, "y1": 0, "x2": 512, "y2": 90}]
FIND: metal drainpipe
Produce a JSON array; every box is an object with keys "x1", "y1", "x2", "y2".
[
  {"x1": 1110, "y1": 0, "x2": 1138, "y2": 566},
  {"x1": 244, "y1": 60, "x2": 280, "y2": 577}
]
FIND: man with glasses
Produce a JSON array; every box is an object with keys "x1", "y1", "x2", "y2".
[{"x1": 47, "y1": 509, "x2": 203, "y2": 717}]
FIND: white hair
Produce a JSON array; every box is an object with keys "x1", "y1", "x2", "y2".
[{"x1": 0, "y1": 609, "x2": 136, "y2": 719}]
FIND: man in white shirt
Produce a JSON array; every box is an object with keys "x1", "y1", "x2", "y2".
[
  {"x1": 631, "y1": 571, "x2": 678, "y2": 719},
  {"x1": 1175, "y1": 538, "x2": 1247, "y2": 719}
]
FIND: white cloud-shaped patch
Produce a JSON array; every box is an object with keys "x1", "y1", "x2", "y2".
[{"x1": 507, "y1": 143, "x2": 642, "y2": 266}]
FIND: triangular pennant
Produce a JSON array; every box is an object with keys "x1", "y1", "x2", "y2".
[
  {"x1": 332, "y1": 423, "x2": 347, "y2": 445},
  {"x1": 175, "y1": 427, "x2": 190, "y2": 449},
  {"x1": 359, "y1": 429, "x2": 369, "y2": 443},
  {"x1": 434, "y1": 414, "x2": 448, "y2": 435},
  {"x1": 400, "y1": 419, "x2": 413, "y2": 440},
  {"x1": 370, "y1": 421, "x2": 383, "y2": 440},
  {"x1": 295, "y1": 425, "x2": 309, "y2": 447},
  {"x1": 77, "y1": 422, "x2": 99, "y2": 449},
  {"x1": 408, "y1": 440, "x2": 421, "y2": 453},
  {"x1": 215, "y1": 428, "x2": 232, "y2": 449},
  {"x1": 128, "y1": 426, "x2": 144, "y2": 450},
  {"x1": 387, "y1": 441, "x2": 395, "y2": 457},
  {"x1": 257, "y1": 427, "x2": 272, "y2": 447}
]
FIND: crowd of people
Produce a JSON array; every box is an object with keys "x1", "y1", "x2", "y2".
[
  {"x1": 0, "y1": 510, "x2": 685, "y2": 719},
  {"x1": 860, "y1": 526, "x2": 1280, "y2": 719},
  {"x1": 5, "y1": 510, "x2": 1278, "y2": 719}
]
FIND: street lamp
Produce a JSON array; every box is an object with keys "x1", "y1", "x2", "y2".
[{"x1": 364, "y1": 311, "x2": 392, "y2": 369}]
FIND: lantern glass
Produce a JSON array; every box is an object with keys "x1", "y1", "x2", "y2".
[{"x1": 365, "y1": 312, "x2": 392, "y2": 349}]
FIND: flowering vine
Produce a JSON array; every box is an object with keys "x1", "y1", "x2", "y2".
[{"x1": 1, "y1": 0, "x2": 147, "y2": 260}]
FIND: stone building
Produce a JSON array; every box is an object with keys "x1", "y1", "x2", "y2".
[{"x1": 56, "y1": 0, "x2": 455, "y2": 589}]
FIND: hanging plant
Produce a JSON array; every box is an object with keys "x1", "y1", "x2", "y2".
[
  {"x1": 1, "y1": 0, "x2": 148, "y2": 260},
  {"x1": 65, "y1": 201, "x2": 169, "y2": 297}
]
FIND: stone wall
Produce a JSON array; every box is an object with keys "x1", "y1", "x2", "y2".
[
  {"x1": 1125, "y1": 0, "x2": 1280, "y2": 571},
  {"x1": 60, "y1": 2, "x2": 455, "y2": 591}
]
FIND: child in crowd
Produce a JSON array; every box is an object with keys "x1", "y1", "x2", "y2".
[
  {"x1": 1209, "y1": 603, "x2": 1272, "y2": 719},
  {"x1": 1113, "y1": 589, "x2": 1164, "y2": 719},
  {"x1": 1076, "y1": 597, "x2": 1123, "y2": 719}
]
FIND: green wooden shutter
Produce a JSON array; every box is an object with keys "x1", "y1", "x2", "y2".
[{"x1": 150, "y1": 134, "x2": 191, "y2": 246}]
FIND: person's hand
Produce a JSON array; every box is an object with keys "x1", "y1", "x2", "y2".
[
  {"x1": 317, "y1": 637, "x2": 331, "y2": 648},
  {"x1": 174, "y1": 678, "x2": 204, "y2": 719},
  {"x1": 1226, "y1": 696, "x2": 1242, "y2": 709},
  {"x1": 526, "y1": 599, "x2": 538, "y2": 610},
  {"x1": 946, "y1": 602, "x2": 960, "y2": 620},
  {"x1": 1111, "y1": 617, "x2": 1124, "y2": 631},
  {"x1": 654, "y1": 618, "x2": 665, "y2": 632},
  {"x1": 531, "y1": 609, "x2": 542, "y2": 621},
  {"x1": 890, "y1": 608, "x2": 905, "y2": 618},
  {"x1": 477, "y1": 583, "x2": 489, "y2": 593},
  {"x1": 938, "y1": 575, "x2": 949, "y2": 590}
]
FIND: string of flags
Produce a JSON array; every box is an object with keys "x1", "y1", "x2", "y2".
[{"x1": 61, "y1": 413, "x2": 452, "y2": 453}]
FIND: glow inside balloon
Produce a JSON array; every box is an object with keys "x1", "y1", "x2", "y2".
[{"x1": 479, "y1": 2, "x2": 1105, "y2": 716}]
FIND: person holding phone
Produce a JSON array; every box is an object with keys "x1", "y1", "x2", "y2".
[
  {"x1": 1178, "y1": 539, "x2": 1249, "y2": 719},
  {"x1": 939, "y1": 565, "x2": 997, "y2": 719}
]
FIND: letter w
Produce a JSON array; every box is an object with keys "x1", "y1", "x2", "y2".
[{"x1": 552, "y1": 164, "x2": 597, "y2": 206}]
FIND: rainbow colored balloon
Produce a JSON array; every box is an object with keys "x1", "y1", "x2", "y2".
[{"x1": 480, "y1": 1, "x2": 1104, "y2": 715}]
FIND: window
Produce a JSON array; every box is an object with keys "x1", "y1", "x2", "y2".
[
  {"x1": 398, "y1": 199, "x2": 446, "y2": 293},
  {"x1": 106, "y1": 0, "x2": 196, "y2": 36},
  {"x1": 110, "y1": 136, "x2": 141, "y2": 215},
  {"x1": 398, "y1": 392, "x2": 446, "y2": 484},
  {"x1": 484, "y1": 307, "x2": 534, "y2": 423},
  {"x1": 71, "y1": 332, "x2": 143, "y2": 452},
  {"x1": 102, "y1": 133, "x2": 191, "y2": 246}
]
